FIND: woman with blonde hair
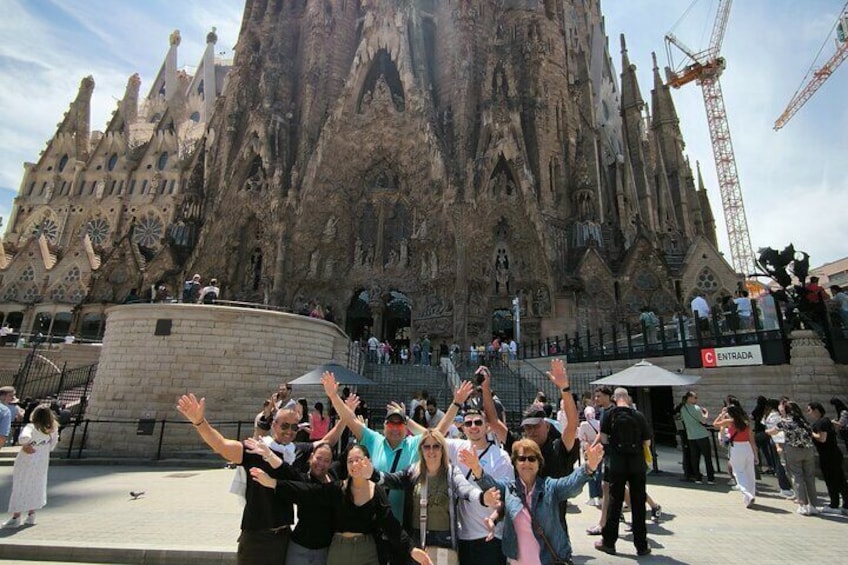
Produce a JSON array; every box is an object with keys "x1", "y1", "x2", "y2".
[
  {"x1": 2, "y1": 404, "x2": 59, "y2": 528},
  {"x1": 374, "y1": 429, "x2": 497, "y2": 565},
  {"x1": 461, "y1": 438, "x2": 604, "y2": 565}
]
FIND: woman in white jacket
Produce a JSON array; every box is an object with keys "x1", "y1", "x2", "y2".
[{"x1": 2, "y1": 404, "x2": 59, "y2": 528}]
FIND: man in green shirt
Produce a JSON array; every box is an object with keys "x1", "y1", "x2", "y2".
[{"x1": 679, "y1": 391, "x2": 715, "y2": 484}]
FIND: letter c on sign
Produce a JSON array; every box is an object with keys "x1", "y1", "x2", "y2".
[{"x1": 701, "y1": 348, "x2": 717, "y2": 368}]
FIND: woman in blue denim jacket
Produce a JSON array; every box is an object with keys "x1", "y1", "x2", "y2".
[{"x1": 461, "y1": 439, "x2": 604, "y2": 565}]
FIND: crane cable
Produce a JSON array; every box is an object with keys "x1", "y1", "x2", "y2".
[{"x1": 789, "y1": 0, "x2": 848, "y2": 99}]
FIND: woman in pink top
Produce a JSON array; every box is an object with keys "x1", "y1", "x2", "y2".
[
  {"x1": 309, "y1": 401, "x2": 330, "y2": 441},
  {"x1": 714, "y1": 405, "x2": 758, "y2": 507}
]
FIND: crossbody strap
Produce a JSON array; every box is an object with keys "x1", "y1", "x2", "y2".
[
  {"x1": 419, "y1": 475, "x2": 428, "y2": 547},
  {"x1": 518, "y1": 484, "x2": 562, "y2": 562},
  {"x1": 466, "y1": 442, "x2": 494, "y2": 480}
]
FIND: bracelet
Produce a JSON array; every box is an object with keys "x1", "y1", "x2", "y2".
[
  {"x1": 192, "y1": 418, "x2": 207, "y2": 427},
  {"x1": 452, "y1": 402, "x2": 463, "y2": 410},
  {"x1": 561, "y1": 386, "x2": 571, "y2": 393},
  {"x1": 263, "y1": 453, "x2": 273, "y2": 462}
]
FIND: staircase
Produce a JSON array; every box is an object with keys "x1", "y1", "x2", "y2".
[{"x1": 361, "y1": 362, "x2": 452, "y2": 425}]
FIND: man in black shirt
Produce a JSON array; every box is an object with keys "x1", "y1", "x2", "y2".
[
  {"x1": 177, "y1": 393, "x2": 345, "y2": 564},
  {"x1": 595, "y1": 387, "x2": 652, "y2": 557},
  {"x1": 807, "y1": 402, "x2": 848, "y2": 513}
]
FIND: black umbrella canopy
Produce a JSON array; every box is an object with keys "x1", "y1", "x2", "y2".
[{"x1": 289, "y1": 362, "x2": 374, "y2": 386}]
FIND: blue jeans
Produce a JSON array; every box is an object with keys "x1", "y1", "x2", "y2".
[{"x1": 588, "y1": 468, "x2": 603, "y2": 498}]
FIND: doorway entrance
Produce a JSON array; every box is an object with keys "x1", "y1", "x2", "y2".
[
  {"x1": 384, "y1": 291, "x2": 412, "y2": 348},
  {"x1": 345, "y1": 289, "x2": 372, "y2": 341},
  {"x1": 492, "y1": 308, "x2": 514, "y2": 340}
]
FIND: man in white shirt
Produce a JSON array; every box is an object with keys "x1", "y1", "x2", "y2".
[
  {"x1": 424, "y1": 398, "x2": 445, "y2": 428},
  {"x1": 734, "y1": 290, "x2": 753, "y2": 330},
  {"x1": 690, "y1": 292, "x2": 711, "y2": 334},
  {"x1": 366, "y1": 335, "x2": 379, "y2": 363},
  {"x1": 447, "y1": 408, "x2": 512, "y2": 565}
]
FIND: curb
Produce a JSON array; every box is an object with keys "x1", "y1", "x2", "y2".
[{"x1": 0, "y1": 541, "x2": 236, "y2": 565}]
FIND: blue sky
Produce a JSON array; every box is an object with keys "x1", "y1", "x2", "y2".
[{"x1": 0, "y1": 0, "x2": 845, "y2": 268}]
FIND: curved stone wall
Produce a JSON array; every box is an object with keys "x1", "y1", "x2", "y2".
[{"x1": 85, "y1": 304, "x2": 351, "y2": 457}]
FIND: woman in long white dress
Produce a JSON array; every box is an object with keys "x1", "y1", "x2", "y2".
[{"x1": 2, "y1": 404, "x2": 59, "y2": 528}]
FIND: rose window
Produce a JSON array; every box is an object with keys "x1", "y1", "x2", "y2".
[
  {"x1": 51, "y1": 286, "x2": 67, "y2": 302},
  {"x1": 31, "y1": 217, "x2": 59, "y2": 244},
  {"x1": 3, "y1": 285, "x2": 18, "y2": 301},
  {"x1": 86, "y1": 218, "x2": 111, "y2": 245},
  {"x1": 19, "y1": 266, "x2": 35, "y2": 282},
  {"x1": 21, "y1": 285, "x2": 38, "y2": 302},
  {"x1": 696, "y1": 269, "x2": 719, "y2": 292},
  {"x1": 63, "y1": 267, "x2": 81, "y2": 283},
  {"x1": 69, "y1": 287, "x2": 87, "y2": 304},
  {"x1": 132, "y1": 214, "x2": 164, "y2": 248}
]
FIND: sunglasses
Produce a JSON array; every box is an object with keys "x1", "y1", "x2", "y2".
[
  {"x1": 421, "y1": 443, "x2": 441, "y2": 451},
  {"x1": 275, "y1": 422, "x2": 298, "y2": 431},
  {"x1": 516, "y1": 455, "x2": 538, "y2": 463},
  {"x1": 463, "y1": 419, "x2": 485, "y2": 428},
  {"x1": 385, "y1": 420, "x2": 406, "y2": 427}
]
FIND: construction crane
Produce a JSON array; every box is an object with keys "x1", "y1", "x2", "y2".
[
  {"x1": 664, "y1": 0, "x2": 756, "y2": 276},
  {"x1": 774, "y1": 4, "x2": 848, "y2": 130}
]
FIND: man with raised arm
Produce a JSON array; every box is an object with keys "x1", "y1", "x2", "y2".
[{"x1": 176, "y1": 393, "x2": 345, "y2": 564}]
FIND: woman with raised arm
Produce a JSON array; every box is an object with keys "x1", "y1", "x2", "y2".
[
  {"x1": 713, "y1": 405, "x2": 758, "y2": 508},
  {"x1": 460, "y1": 439, "x2": 604, "y2": 565},
  {"x1": 250, "y1": 443, "x2": 432, "y2": 565}
]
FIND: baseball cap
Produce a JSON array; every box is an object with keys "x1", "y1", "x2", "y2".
[
  {"x1": 520, "y1": 405, "x2": 547, "y2": 427},
  {"x1": 385, "y1": 405, "x2": 407, "y2": 423}
]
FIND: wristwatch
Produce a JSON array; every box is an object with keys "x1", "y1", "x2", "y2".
[
  {"x1": 561, "y1": 386, "x2": 571, "y2": 393},
  {"x1": 452, "y1": 402, "x2": 463, "y2": 410}
]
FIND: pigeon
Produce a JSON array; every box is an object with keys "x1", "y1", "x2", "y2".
[{"x1": 129, "y1": 491, "x2": 145, "y2": 500}]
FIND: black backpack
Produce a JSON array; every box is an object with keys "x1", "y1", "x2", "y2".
[{"x1": 609, "y1": 406, "x2": 642, "y2": 455}]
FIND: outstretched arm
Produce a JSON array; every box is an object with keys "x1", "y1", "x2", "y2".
[
  {"x1": 436, "y1": 380, "x2": 475, "y2": 436},
  {"x1": 479, "y1": 367, "x2": 508, "y2": 444},
  {"x1": 547, "y1": 359, "x2": 577, "y2": 450},
  {"x1": 322, "y1": 371, "x2": 365, "y2": 440},
  {"x1": 176, "y1": 393, "x2": 243, "y2": 464}
]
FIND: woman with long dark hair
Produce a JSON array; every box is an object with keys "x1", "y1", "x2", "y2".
[
  {"x1": 751, "y1": 396, "x2": 774, "y2": 474},
  {"x1": 713, "y1": 405, "x2": 757, "y2": 507},
  {"x1": 310, "y1": 401, "x2": 330, "y2": 441},
  {"x1": 250, "y1": 443, "x2": 432, "y2": 565},
  {"x1": 777, "y1": 401, "x2": 819, "y2": 515},
  {"x1": 2, "y1": 404, "x2": 59, "y2": 528}
]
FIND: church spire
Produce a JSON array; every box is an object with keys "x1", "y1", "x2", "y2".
[
  {"x1": 650, "y1": 52, "x2": 679, "y2": 129},
  {"x1": 58, "y1": 75, "x2": 95, "y2": 162},
  {"x1": 619, "y1": 35, "x2": 644, "y2": 112}
]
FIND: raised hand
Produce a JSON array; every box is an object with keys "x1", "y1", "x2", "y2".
[
  {"x1": 477, "y1": 366, "x2": 492, "y2": 390},
  {"x1": 345, "y1": 392, "x2": 361, "y2": 412},
  {"x1": 249, "y1": 467, "x2": 277, "y2": 489},
  {"x1": 453, "y1": 380, "x2": 474, "y2": 405},
  {"x1": 176, "y1": 393, "x2": 206, "y2": 425},
  {"x1": 349, "y1": 457, "x2": 373, "y2": 479},
  {"x1": 483, "y1": 513, "x2": 497, "y2": 542},
  {"x1": 585, "y1": 442, "x2": 604, "y2": 472},
  {"x1": 321, "y1": 371, "x2": 338, "y2": 397},
  {"x1": 546, "y1": 358, "x2": 569, "y2": 389},
  {"x1": 386, "y1": 401, "x2": 406, "y2": 415},
  {"x1": 458, "y1": 448, "x2": 482, "y2": 478},
  {"x1": 244, "y1": 437, "x2": 271, "y2": 459},
  {"x1": 483, "y1": 487, "x2": 501, "y2": 508}
]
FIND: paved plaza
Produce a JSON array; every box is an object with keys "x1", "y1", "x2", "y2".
[{"x1": 0, "y1": 446, "x2": 845, "y2": 564}]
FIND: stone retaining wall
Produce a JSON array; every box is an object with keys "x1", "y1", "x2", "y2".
[{"x1": 84, "y1": 304, "x2": 351, "y2": 456}]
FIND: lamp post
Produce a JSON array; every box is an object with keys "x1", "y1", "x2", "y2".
[{"x1": 512, "y1": 295, "x2": 521, "y2": 345}]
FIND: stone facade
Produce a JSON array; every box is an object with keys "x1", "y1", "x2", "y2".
[
  {"x1": 84, "y1": 304, "x2": 350, "y2": 457},
  {"x1": 1, "y1": 2, "x2": 741, "y2": 349}
]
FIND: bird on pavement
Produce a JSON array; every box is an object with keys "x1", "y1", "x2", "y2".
[{"x1": 129, "y1": 491, "x2": 145, "y2": 500}]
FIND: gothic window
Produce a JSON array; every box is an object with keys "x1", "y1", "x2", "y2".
[
  {"x1": 86, "y1": 218, "x2": 110, "y2": 245},
  {"x1": 190, "y1": 111, "x2": 201, "y2": 122},
  {"x1": 695, "y1": 268, "x2": 720, "y2": 293},
  {"x1": 58, "y1": 154, "x2": 69, "y2": 172},
  {"x1": 633, "y1": 269, "x2": 660, "y2": 291},
  {"x1": 63, "y1": 266, "x2": 81, "y2": 283},
  {"x1": 69, "y1": 286, "x2": 87, "y2": 304},
  {"x1": 132, "y1": 214, "x2": 164, "y2": 248},
  {"x1": 3, "y1": 285, "x2": 18, "y2": 301},
  {"x1": 107, "y1": 153, "x2": 118, "y2": 171},
  {"x1": 18, "y1": 266, "x2": 35, "y2": 283},
  {"x1": 157, "y1": 152, "x2": 169, "y2": 171},
  {"x1": 51, "y1": 286, "x2": 67, "y2": 302},
  {"x1": 31, "y1": 217, "x2": 59, "y2": 244},
  {"x1": 356, "y1": 49, "x2": 405, "y2": 113},
  {"x1": 197, "y1": 80, "x2": 204, "y2": 96},
  {"x1": 21, "y1": 285, "x2": 39, "y2": 303}
]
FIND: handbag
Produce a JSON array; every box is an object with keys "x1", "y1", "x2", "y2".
[{"x1": 519, "y1": 485, "x2": 572, "y2": 565}]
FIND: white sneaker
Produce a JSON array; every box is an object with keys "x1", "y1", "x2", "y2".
[
  {"x1": 807, "y1": 504, "x2": 819, "y2": 515},
  {"x1": 797, "y1": 505, "x2": 810, "y2": 516},
  {"x1": 1, "y1": 516, "x2": 21, "y2": 528},
  {"x1": 820, "y1": 506, "x2": 842, "y2": 515},
  {"x1": 779, "y1": 489, "x2": 795, "y2": 499},
  {"x1": 24, "y1": 513, "x2": 36, "y2": 525}
]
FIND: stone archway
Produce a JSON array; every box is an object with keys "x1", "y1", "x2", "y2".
[
  {"x1": 384, "y1": 290, "x2": 412, "y2": 348},
  {"x1": 492, "y1": 308, "x2": 514, "y2": 340},
  {"x1": 345, "y1": 289, "x2": 372, "y2": 341}
]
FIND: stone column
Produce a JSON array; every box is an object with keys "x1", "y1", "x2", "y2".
[{"x1": 788, "y1": 329, "x2": 842, "y2": 404}]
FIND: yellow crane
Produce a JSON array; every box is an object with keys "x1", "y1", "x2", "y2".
[
  {"x1": 664, "y1": 0, "x2": 755, "y2": 276},
  {"x1": 774, "y1": 4, "x2": 848, "y2": 130}
]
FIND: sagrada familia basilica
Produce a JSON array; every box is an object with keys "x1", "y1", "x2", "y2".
[{"x1": 0, "y1": 0, "x2": 739, "y2": 345}]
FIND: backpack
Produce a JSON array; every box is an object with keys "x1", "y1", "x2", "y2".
[
  {"x1": 609, "y1": 406, "x2": 642, "y2": 455},
  {"x1": 202, "y1": 290, "x2": 218, "y2": 304},
  {"x1": 182, "y1": 281, "x2": 198, "y2": 302}
]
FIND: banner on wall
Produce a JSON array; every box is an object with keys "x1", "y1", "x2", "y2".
[{"x1": 701, "y1": 344, "x2": 763, "y2": 368}]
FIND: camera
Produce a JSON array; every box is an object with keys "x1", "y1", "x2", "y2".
[{"x1": 475, "y1": 366, "x2": 487, "y2": 385}]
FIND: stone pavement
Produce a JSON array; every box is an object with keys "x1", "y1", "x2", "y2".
[{"x1": 0, "y1": 446, "x2": 845, "y2": 564}]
